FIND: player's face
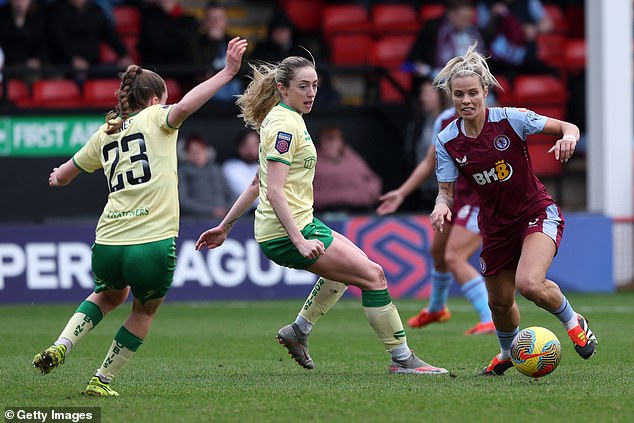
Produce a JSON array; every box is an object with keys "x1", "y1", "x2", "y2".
[
  {"x1": 450, "y1": 76, "x2": 488, "y2": 121},
  {"x1": 278, "y1": 66, "x2": 318, "y2": 114}
]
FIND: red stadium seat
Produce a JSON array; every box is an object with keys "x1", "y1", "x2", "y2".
[
  {"x1": 528, "y1": 105, "x2": 566, "y2": 121},
  {"x1": 83, "y1": 79, "x2": 121, "y2": 109},
  {"x1": 379, "y1": 70, "x2": 412, "y2": 103},
  {"x1": 420, "y1": 3, "x2": 445, "y2": 24},
  {"x1": 113, "y1": 6, "x2": 141, "y2": 36},
  {"x1": 164, "y1": 78, "x2": 183, "y2": 103},
  {"x1": 527, "y1": 134, "x2": 564, "y2": 177},
  {"x1": 100, "y1": 35, "x2": 141, "y2": 65},
  {"x1": 493, "y1": 74, "x2": 514, "y2": 106},
  {"x1": 1, "y1": 79, "x2": 30, "y2": 104},
  {"x1": 329, "y1": 34, "x2": 372, "y2": 66},
  {"x1": 543, "y1": 4, "x2": 567, "y2": 35},
  {"x1": 284, "y1": 0, "x2": 324, "y2": 32},
  {"x1": 322, "y1": 5, "x2": 371, "y2": 40},
  {"x1": 564, "y1": 38, "x2": 586, "y2": 73},
  {"x1": 513, "y1": 75, "x2": 567, "y2": 106},
  {"x1": 536, "y1": 33, "x2": 567, "y2": 69},
  {"x1": 370, "y1": 35, "x2": 416, "y2": 69},
  {"x1": 371, "y1": 4, "x2": 421, "y2": 36},
  {"x1": 29, "y1": 79, "x2": 82, "y2": 108}
]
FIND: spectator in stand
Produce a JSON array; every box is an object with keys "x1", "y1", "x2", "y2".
[
  {"x1": 222, "y1": 128, "x2": 260, "y2": 211},
  {"x1": 188, "y1": 1, "x2": 242, "y2": 101},
  {"x1": 137, "y1": 0, "x2": 198, "y2": 71},
  {"x1": 178, "y1": 133, "x2": 234, "y2": 219},
  {"x1": 0, "y1": 0, "x2": 48, "y2": 79},
  {"x1": 250, "y1": 10, "x2": 307, "y2": 63},
  {"x1": 405, "y1": 0, "x2": 485, "y2": 82},
  {"x1": 313, "y1": 126, "x2": 382, "y2": 213},
  {"x1": 477, "y1": 0, "x2": 554, "y2": 79},
  {"x1": 401, "y1": 77, "x2": 451, "y2": 210},
  {"x1": 48, "y1": 0, "x2": 133, "y2": 76}
]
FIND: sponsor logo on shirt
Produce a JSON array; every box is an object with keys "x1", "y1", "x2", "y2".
[
  {"x1": 494, "y1": 135, "x2": 510, "y2": 151},
  {"x1": 275, "y1": 131, "x2": 292, "y2": 153},
  {"x1": 304, "y1": 156, "x2": 316, "y2": 169},
  {"x1": 472, "y1": 160, "x2": 513, "y2": 185}
]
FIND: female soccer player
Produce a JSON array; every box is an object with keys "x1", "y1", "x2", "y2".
[
  {"x1": 430, "y1": 44, "x2": 597, "y2": 375},
  {"x1": 32, "y1": 37, "x2": 248, "y2": 395},
  {"x1": 195, "y1": 55, "x2": 447, "y2": 375},
  {"x1": 378, "y1": 107, "x2": 494, "y2": 335}
]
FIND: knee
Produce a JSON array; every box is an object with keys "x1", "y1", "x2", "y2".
[
  {"x1": 488, "y1": 297, "x2": 514, "y2": 316},
  {"x1": 444, "y1": 250, "x2": 461, "y2": 273},
  {"x1": 363, "y1": 262, "x2": 387, "y2": 291},
  {"x1": 516, "y1": 276, "x2": 543, "y2": 301}
]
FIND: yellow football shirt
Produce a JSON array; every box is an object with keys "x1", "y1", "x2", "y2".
[
  {"x1": 255, "y1": 103, "x2": 317, "y2": 242},
  {"x1": 73, "y1": 104, "x2": 180, "y2": 245}
]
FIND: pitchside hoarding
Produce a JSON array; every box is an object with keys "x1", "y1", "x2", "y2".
[{"x1": 0, "y1": 214, "x2": 613, "y2": 304}]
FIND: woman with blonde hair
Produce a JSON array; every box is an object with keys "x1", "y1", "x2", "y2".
[
  {"x1": 33, "y1": 37, "x2": 247, "y2": 396},
  {"x1": 196, "y1": 56, "x2": 447, "y2": 375},
  {"x1": 431, "y1": 44, "x2": 597, "y2": 375}
]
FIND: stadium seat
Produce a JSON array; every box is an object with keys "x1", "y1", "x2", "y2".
[
  {"x1": 322, "y1": 4, "x2": 371, "y2": 41},
  {"x1": 371, "y1": 4, "x2": 421, "y2": 36},
  {"x1": 564, "y1": 38, "x2": 586, "y2": 73},
  {"x1": 29, "y1": 79, "x2": 82, "y2": 108},
  {"x1": 83, "y1": 79, "x2": 121, "y2": 109},
  {"x1": 329, "y1": 34, "x2": 372, "y2": 66},
  {"x1": 536, "y1": 33, "x2": 567, "y2": 69},
  {"x1": 527, "y1": 133, "x2": 564, "y2": 204},
  {"x1": 565, "y1": 4, "x2": 585, "y2": 38},
  {"x1": 420, "y1": 3, "x2": 445, "y2": 24},
  {"x1": 164, "y1": 78, "x2": 183, "y2": 103},
  {"x1": 379, "y1": 70, "x2": 412, "y2": 103},
  {"x1": 493, "y1": 74, "x2": 514, "y2": 106},
  {"x1": 543, "y1": 4, "x2": 567, "y2": 35},
  {"x1": 113, "y1": 6, "x2": 141, "y2": 36},
  {"x1": 528, "y1": 105, "x2": 566, "y2": 121},
  {"x1": 0, "y1": 79, "x2": 30, "y2": 104},
  {"x1": 284, "y1": 0, "x2": 324, "y2": 32},
  {"x1": 370, "y1": 35, "x2": 416, "y2": 69},
  {"x1": 513, "y1": 75, "x2": 567, "y2": 106}
]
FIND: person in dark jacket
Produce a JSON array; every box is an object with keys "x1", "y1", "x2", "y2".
[{"x1": 0, "y1": 0, "x2": 48, "y2": 75}]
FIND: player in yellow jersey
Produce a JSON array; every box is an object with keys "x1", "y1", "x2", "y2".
[
  {"x1": 32, "y1": 37, "x2": 248, "y2": 396},
  {"x1": 196, "y1": 55, "x2": 448, "y2": 375}
]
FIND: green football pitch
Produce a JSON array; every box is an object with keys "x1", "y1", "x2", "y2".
[{"x1": 2, "y1": 292, "x2": 633, "y2": 423}]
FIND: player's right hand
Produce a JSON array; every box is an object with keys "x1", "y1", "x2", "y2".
[
  {"x1": 376, "y1": 190, "x2": 404, "y2": 215},
  {"x1": 195, "y1": 227, "x2": 228, "y2": 250},
  {"x1": 430, "y1": 204, "x2": 452, "y2": 232},
  {"x1": 225, "y1": 37, "x2": 248, "y2": 76}
]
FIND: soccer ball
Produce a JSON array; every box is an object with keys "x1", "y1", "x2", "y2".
[{"x1": 510, "y1": 326, "x2": 562, "y2": 378}]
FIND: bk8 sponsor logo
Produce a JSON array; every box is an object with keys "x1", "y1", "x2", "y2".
[{"x1": 472, "y1": 160, "x2": 513, "y2": 185}]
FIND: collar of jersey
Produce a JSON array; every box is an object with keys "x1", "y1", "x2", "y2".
[{"x1": 278, "y1": 102, "x2": 298, "y2": 113}]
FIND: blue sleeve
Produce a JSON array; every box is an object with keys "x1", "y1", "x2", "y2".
[
  {"x1": 505, "y1": 107, "x2": 547, "y2": 140},
  {"x1": 435, "y1": 137, "x2": 458, "y2": 183}
]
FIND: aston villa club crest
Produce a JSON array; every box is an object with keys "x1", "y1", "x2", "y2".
[
  {"x1": 494, "y1": 135, "x2": 510, "y2": 151},
  {"x1": 275, "y1": 131, "x2": 292, "y2": 153}
]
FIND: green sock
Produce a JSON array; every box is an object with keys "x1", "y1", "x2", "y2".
[
  {"x1": 96, "y1": 326, "x2": 143, "y2": 383},
  {"x1": 55, "y1": 300, "x2": 103, "y2": 351},
  {"x1": 362, "y1": 289, "x2": 407, "y2": 351}
]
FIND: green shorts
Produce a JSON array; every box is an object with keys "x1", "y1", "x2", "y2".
[
  {"x1": 91, "y1": 237, "x2": 177, "y2": 303},
  {"x1": 259, "y1": 218, "x2": 334, "y2": 269}
]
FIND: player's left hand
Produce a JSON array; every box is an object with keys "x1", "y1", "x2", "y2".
[
  {"x1": 430, "y1": 203, "x2": 452, "y2": 233},
  {"x1": 548, "y1": 135, "x2": 577, "y2": 163},
  {"x1": 195, "y1": 227, "x2": 228, "y2": 250}
]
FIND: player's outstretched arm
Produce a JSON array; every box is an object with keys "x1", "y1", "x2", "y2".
[
  {"x1": 49, "y1": 159, "x2": 82, "y2": 187},
  {"x1": 195, "y1": 172, "x2": 259, "y2": 250},
  {"x1": 377, "y1": 143, "x2": 436, "y2": 215},
  {"x1": 168, "y1": 37, "x2": 248, "y2": 128}
]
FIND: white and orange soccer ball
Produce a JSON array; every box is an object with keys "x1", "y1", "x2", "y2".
[{"x1": 510, "y1": 326, "x2": 562, "y2": 378}]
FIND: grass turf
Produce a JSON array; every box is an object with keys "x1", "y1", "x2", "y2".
[{"x1": 1, "y1": 292, "x2": 633, "y2": 423}]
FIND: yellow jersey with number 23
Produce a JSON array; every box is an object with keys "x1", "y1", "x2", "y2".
[{"x1": 73, "y1": 104, "x2": 180, "y2": 245}]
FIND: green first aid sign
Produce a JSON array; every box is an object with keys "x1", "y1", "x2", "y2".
[{"x1": 0, "y1": 115, "x2": 104, "y2": 157}]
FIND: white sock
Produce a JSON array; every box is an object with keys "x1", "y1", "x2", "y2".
[
  {"x1": 563, "y1": 313, "x2": 579, "y2": 331},
  {"x1": 54, "y1": 337, "x2": 73, "y2": 352},
  {"x1": 388, "y1": 341, "x2": 411, "y2": 361},
  {"x1": 294, "y1": 314, "x2": 313, "y2": 335}
]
